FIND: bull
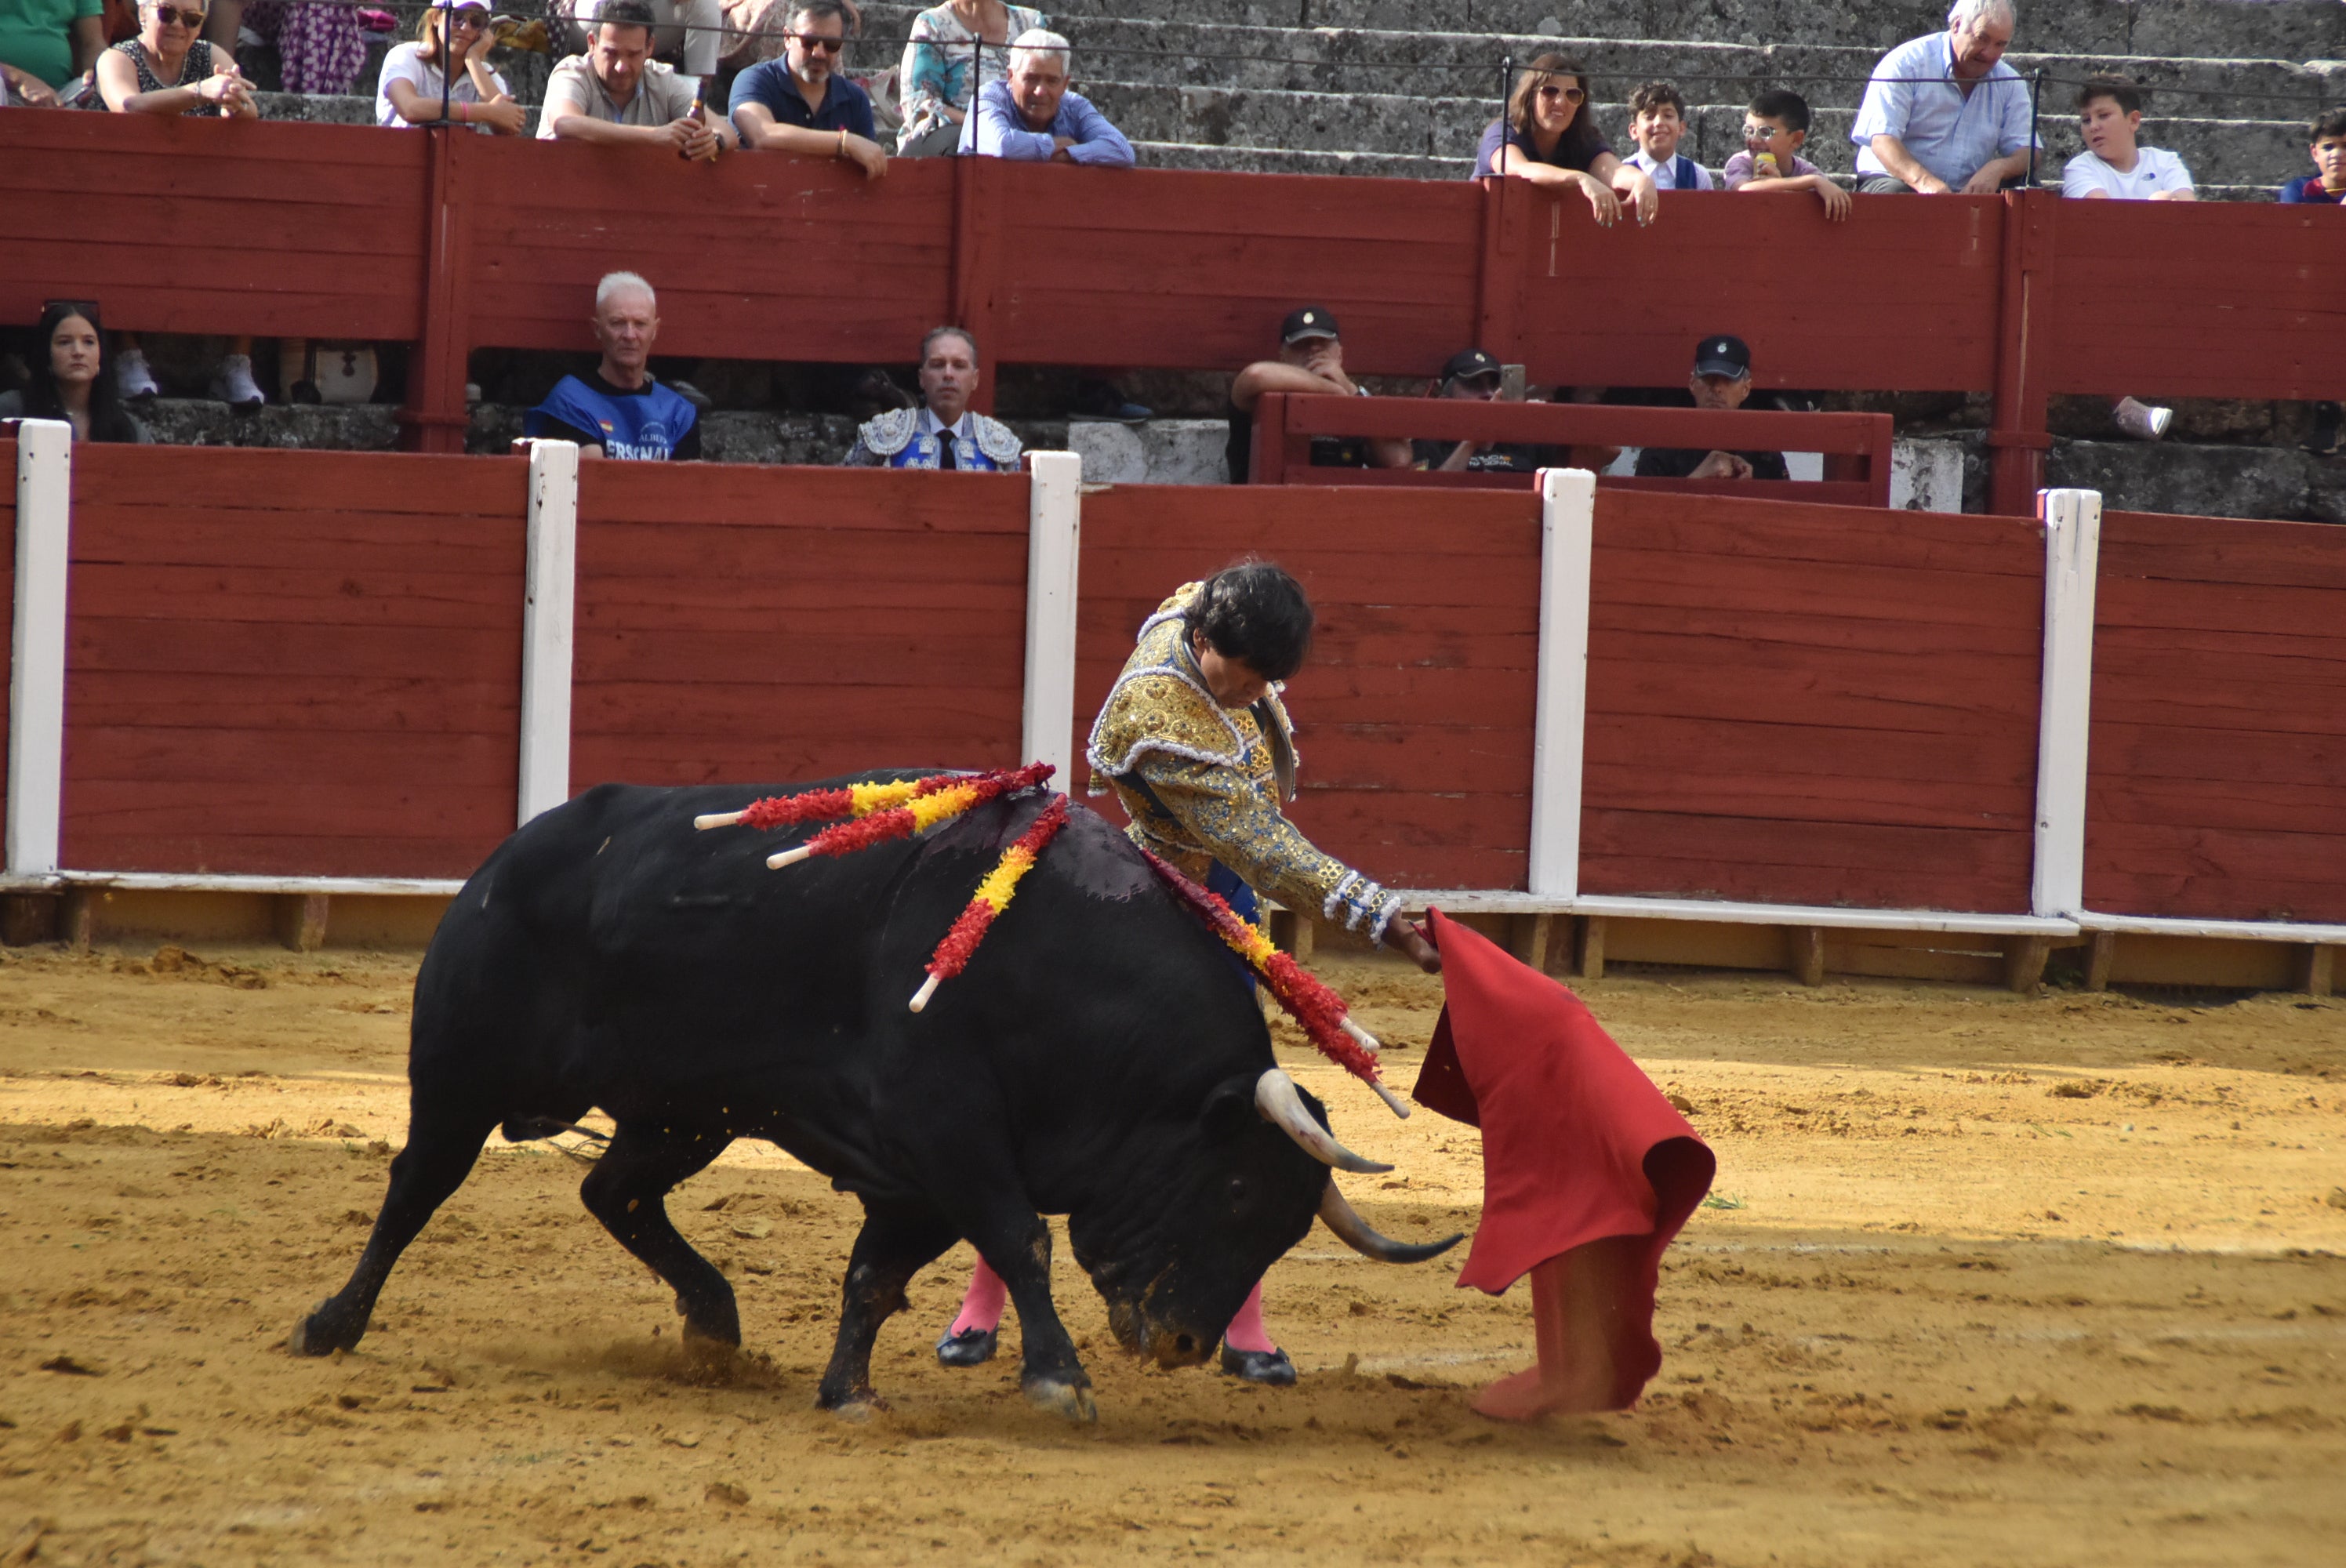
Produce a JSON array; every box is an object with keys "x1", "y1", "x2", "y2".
[{"x1": 291, "y1": 774, "x2": 1459, "y2": 1419}]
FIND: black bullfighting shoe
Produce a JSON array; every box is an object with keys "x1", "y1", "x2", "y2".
[
  {"x1": 1218, "y1": 1345, "x2": 1297, "y2": 1386},
  {"x1": 935, "y1": 1327, "x2": 997, "y2": 1367}
]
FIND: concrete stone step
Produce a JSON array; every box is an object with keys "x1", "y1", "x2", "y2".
[
  {"x1": 855, "y1": 9, "x2": 2340, "y2": 114},
  {"x1": 1033, "y1": 0, "x2": 2346, "y2": 62},
  {"x1": 1080, "y1": 79, "x2": 2315, "y2": 187}
]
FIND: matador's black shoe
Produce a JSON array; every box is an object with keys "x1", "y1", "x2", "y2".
[
  {"x1": 935, "y1": 1327, "x2": 997, "y2": 1367},
  {"x1": 1218, "y1": 1345, "x2": 1297, "y2": 1385}
]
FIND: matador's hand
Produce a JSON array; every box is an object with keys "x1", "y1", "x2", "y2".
[{"x1": 1391, "y1": 918, "x2": 1442, "y2": 976}]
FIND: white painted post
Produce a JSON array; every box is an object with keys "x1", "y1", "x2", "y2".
[
  {"x1": 1526, "y1": 467, "x2": 1596, "y2": 899},
  {"x1": 7, "y1": 421, "x2": 72, "y2": 877},
  {"x1": 2032, "y1": 488, "x2": 2102, "y2": 918},
  {"x1": 517, "y1": 440, "x2": 579, "y2": 826},
  {"x1": 1021, "y1": 450, "x2": 1083, "y2": 782}
]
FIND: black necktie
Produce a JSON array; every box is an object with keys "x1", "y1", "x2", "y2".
[{"x1": 939, "y1": 430, "x2": 958, "y2": 470}]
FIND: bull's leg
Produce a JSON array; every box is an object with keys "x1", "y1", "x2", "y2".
[
  {"x1": 577, "y1": 1122, "x2": 739, "y2": 1348},
  {"x1": 815, "y1": 1203, "x2": 958, "y2": 1418},
  {"x1": 290, "y1": 1094, "x2": 498, "y2": 1356},
  {"x1": 970, "y1": 1213, "x2": 1095, "y2": 1421}
]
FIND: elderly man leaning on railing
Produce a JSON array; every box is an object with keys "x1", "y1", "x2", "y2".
[{"x1": 957, "y1": 27, "x2": 1130, "y2": 165}]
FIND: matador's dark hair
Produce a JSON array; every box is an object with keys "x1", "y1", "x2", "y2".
[{"x1": 1186, "y1": 560, "x2": 1315, "y2": 683}]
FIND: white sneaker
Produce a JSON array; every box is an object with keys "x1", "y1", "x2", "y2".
[
  {"x1": 212, "y1": 354, "x2": 264, "y2": 410},
  {"x1": 116, "y1": 348, "x2": 158, "y2": 401},
  {"x1": 2113, "y1": 397, "x2": 2171, "y2": 441}
]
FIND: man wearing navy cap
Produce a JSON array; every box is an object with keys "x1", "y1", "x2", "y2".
[
  {"x1": 1633, "y1": 334, "x2": 1789, "y2": 482},
  {"x1": 1414, "y1": 347, "x2": 1542, "y2": 474},
  {"x1": 1226, "y1": 307, "x2": 1411, "y2": 482}
]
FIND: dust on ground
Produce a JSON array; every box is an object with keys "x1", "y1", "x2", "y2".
[{"x1": 2, "y1": 943, "x2": 2341, "y2": 1566}]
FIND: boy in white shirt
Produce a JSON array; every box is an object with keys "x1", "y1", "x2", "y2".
[
  {"x1": 2060, "y1": 75, "x2": 2192, "y2": 439},
  {"x1": 2061, "y1": 74, "x2": 2196, "y2": 202},
  {"x1": 1624, "y1": 81, "x2": 1714, "y2": 191}
]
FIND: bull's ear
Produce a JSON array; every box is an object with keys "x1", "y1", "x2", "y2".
[{"x1": 1199, "y1": 1075, "x2": 1258, "y2": 1143}]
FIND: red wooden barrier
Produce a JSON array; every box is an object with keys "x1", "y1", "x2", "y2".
[
  {"x1": 982, "y1": 162, "x2": 1484, "y2": 379},
  {"x1": 1075, "y1": 485, "x2": 1544, "y2": 891},
  {"x1": 1492, "y1": 185, "x2": 2005, "y2": 395},
  {"x1": 2084, "y1": 510, "x2": 2346, "y2": 924},
  {"x1": 0, "y1": 112, "x2": 428, "y2": 345},
  {"x1": 2046, "y1": 201, "x2": 2346, "y2": 403},
  {"x1": 10, "y1": 111, "x2": 2346, "y2": 516},
  {"x1": 568, "y1": 463, "x2": 1030, "y2": 791},
  {"x1": 1247, "y1": 394, "x2": 1894, "y2": 506},
  {"x1": 1583, "y1": 491, "x2": 2044, "y2": 912},
  {"x1": 60, "y1": 445, "x2": 528, "y2": 877}
]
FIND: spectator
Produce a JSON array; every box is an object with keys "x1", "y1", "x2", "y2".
[
  {"x1": 524, "y1": 272, "x2": 703, "y2": 460},
  {"x1": 96, "y1": 0, "x2": 252, "y2": 116},
  {"x1": 1623, "y1": 81, "x2": 1712, "y2": 192},
  {"x1": 1851, "y1": 0, "x2": 2033, "y2": 195},
  {"x1": 0, "y1": 300, "x2": 149, "y2": 443},
  {"x1": 731, "y1": 0, "x2": 884, "y2": 178},
  {"x1": 895, "y1": 0, "x2": 1041, "y2": 157},
  {"x1": 554, "y1": 0, "x2": 721, "y2": 78},
  {"x1": 376, "y1": 0, "x2": 524, "y2": 133},
  {"x1": 957, "y1": 27, "x2": 1131, "y2": 165},
  {"x1": 2057, "y1": 75, "x2": 2192, "y2": 443},
  {"x1": 1724, "y1": 89, "x2": 1852, "y2": 219},
  {"x1": 98, "y1": 1, "x2": 263, "y2": 408},
  {"x1": 1226, "y1": 307, "x2": 1411, "y2": 483},
  {"x1": 841, "y1": 325, "x2": 1022, "y2": 468},
  {"x1": 542, "y1": 0, "x2": 732, "y2": 158},
  {"x1": 242, "y1": 1, "x2": 366, "y2": 96},
  {"x1": 0, "y1": 0, "x2": 104, "y2": 104},
  {"x1": 1633, "y1": 335, "x2": 1789, "y2": 482},
  {"x1": 2280, "y1": 106, "x2": 2346, "y2": 205},
  {"x1": 1414, "y1": 348, "x2": 1539, "y2": 474},
  {"x1": 1473, "y1": 53, "x2": 1656, "y2": 229},
  {"x1": 2279, "y1": 107, "x2": 2344, "y2": 454}
]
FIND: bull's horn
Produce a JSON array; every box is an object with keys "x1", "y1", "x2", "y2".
[
  {"x1": 1320, "y1": 1180, "x2": 1465, "y2": 1265},
  {"x1": 1255, "y1": 1069, "x2": 1391, "y2": 1174}
]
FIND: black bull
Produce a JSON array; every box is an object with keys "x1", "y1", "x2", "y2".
[{"x1": 292, "y1": 775, "x2": 1458, "y2": 1419}]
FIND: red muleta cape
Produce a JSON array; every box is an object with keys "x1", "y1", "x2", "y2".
[{"x1": 1412, "y1": 910, "x2": 1715, "y2": 1409}]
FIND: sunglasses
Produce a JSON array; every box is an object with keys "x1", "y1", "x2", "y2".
[
  {"x1": 1536, "y1": 84, "x2": 1585, "y2": 103},
  {"x1": 789, "y1": 32, "x2": 844, "y2": 53},
  {"x1": 150, "y1": 5, "x2": 207, "y2": 26},
  {"x1": 1742, "y1": 123, "x2": 1787, "y2": 140}
]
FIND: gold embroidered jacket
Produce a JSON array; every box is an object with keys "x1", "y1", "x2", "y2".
[{"x1": 1084, "y1": 584, "x2": 1402, "y2": 939}]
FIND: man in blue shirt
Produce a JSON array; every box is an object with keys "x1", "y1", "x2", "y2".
[
  {"x1": 1850, "y1": 0, "x2": 2036, "y2": 195},
  {"x1": 957, "y1": 27, "x2": 1133, "y2": 166},
  {"x1": 730, "y1": 0, "x2": 888, "y2": 180},
  {"x1": 525, "y1": 272, "x2": 702, "y2": 461}
]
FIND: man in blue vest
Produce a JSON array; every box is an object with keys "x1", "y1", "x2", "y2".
[
  {"x1": 1623, "y1": 82, "x2": 1713, "y2": 191},
  {"x1": 841, "y1": 326, "x2": 1023, "y2": 470},
  {"x1": 525, "y1": 271, "x2": 702, "y2": 460}
]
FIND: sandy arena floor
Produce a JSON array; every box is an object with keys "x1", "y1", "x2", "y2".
[{"x1": 2, "y1": 942, "x2": 2342, "y2": 1566}]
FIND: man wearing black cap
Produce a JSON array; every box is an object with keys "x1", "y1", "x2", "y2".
[
  {"x1": 1414, "y1": 348, "x2": 1542, "y2": 474},
  {"x1": 1632, "y1": 334, "x2": 1789, "y2": 482},
  {"x1": 1226, "y1": 307, "x2": 1411, "y2": 482}
]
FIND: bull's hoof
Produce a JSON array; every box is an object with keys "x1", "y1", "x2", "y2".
[
  {"x1": 935, "y1": 1327, "x2": 996, "y2": 1367},
  {"x1": 289, "y1": 1301, "x2": 362, "y2": 1358},
  {"x1": 815, "y1": 1384, "x2": 885, "y2": 1421},
  {"x1": 1023, "y1": 1375, "x2": 1098, "y2": 1423},
  {"x1": 1218, "y1": 1345, "x2": 1297, "y2": 1386}
]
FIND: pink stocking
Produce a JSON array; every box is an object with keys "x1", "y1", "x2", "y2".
[
  {"x1": 950, "y1": 1258, "x2": 1008, "y2": 1337},
  {"x1": 1222, "y1": 1279, "x2": 1277, "y2": 1353}
]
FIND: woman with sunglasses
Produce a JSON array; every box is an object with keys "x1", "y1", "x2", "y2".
[
  {"x1": 94, "y1": 0, "x2": 252, "y2": 118},
  {"x1": 1472, "y1": 53, "x2": 1657, "y2": 230},
  {"x1": 0, "y1": 301, "x2": 150, "y2": 445},
  {"x1": 96, "y1": 1, "x2": 266, "y2": 408},
  {"x1": 377, "y1": 0, "x2": 524, "y2": 134}
]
